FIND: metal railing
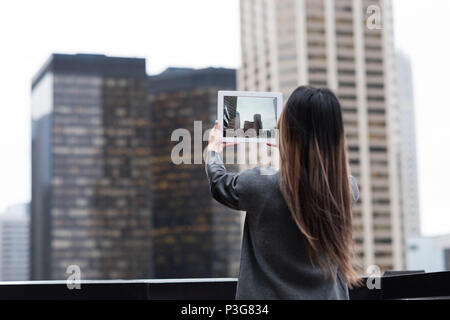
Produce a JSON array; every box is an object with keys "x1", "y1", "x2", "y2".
[{"x1": 1, "y1": 272, "x2": 450, "y2": 300}]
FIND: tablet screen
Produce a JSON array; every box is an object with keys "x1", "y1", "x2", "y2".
[{"x1": 222, "y1": 95, "x2": 279, "y2": 138}]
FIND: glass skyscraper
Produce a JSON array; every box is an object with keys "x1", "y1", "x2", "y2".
[
  {"x1": 148, "y1": 67, "x2": 242, "y2": 278},
  {"x1": 31, "y1": 55, "x2": 241, "y2": 280},
  {"x1": 31, "y1": 54, "x2": 153, "y2": 280}
]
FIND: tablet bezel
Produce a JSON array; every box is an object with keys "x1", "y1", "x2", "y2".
[{"x1": 217, "y1": 90, "x2": 283, "y2": 143}]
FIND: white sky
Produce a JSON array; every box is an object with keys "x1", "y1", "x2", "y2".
[
  {"x1": 0, "y1": 0, "x2": 448, "y2": 236},
  {"x1": 393, "y1": 0, "x2": 450, "y2": 236},
  {"x1": 237, "y1": 97, "x2": 277, "y2": 129}
]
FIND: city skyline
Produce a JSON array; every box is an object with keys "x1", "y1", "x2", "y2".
[
  {"x1": 30, "y1": 53, "x2": 242, "y2": 280},
  {"x1": 0, "y1": 0, "x2": 449, "y2": 239}
]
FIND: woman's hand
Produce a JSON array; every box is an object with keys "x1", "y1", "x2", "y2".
[{"x1": 207, "y1": 120, "x2": 237, "y2": 154}]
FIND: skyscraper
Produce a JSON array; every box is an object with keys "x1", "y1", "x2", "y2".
[
  {"x1": 31, "y1": 54, "x2": 153, "y2": 280},
  {"x1": 407, "y1": 235, "x2": 450, "y2": 273},
  {"x1": 147, "y1": 67, "x2": 242, "y2": 278},
  {"x1": 239, "y1": 0, "x2": 404, "y2": 271},
  {"x1": 0, "y1": 203, "x2": 30, "y2": 281},
  {"x1": 395, "y1": 52, "x2": 420, "y2": 241}
]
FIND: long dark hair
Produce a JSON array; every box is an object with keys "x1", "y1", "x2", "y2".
[{"x1": 278, "y1": 86, "x2": 360, "y2": 288}]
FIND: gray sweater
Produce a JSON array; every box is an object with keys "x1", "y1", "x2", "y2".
[{"x1": 205, "y1": 151, "x2": 360, "y2": 300}]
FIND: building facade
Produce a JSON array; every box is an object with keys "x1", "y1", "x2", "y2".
[
  {"x1": 395, "y1": 52, "x2": 421, "y2": 241},
  {"x1": 0, "y1": 203, "x2": 30, "y2": 281},
  {"x1": 31, "y1": 54, "x2": 153, "y2": 280},
  {"x1": 148, "y1": 67, "x2": 242, "y2": 278},
  {"x1": 408, "y1": 235, "x2": 450, "y2": 273},
  {"x1": 239, "y1": 0, "x2": 404, "y2": 271}
]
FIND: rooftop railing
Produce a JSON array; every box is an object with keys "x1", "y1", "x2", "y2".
[{"x1": 0, "y1": 272, "x2": 449, "y2": 300}]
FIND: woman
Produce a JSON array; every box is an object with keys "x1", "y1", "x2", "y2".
[{"x1": 205, "y1": 86, "x2": 361, "y2": 300}]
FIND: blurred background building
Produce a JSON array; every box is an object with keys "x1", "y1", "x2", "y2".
[
  {"x1": 31, "y1": 54, "x2": 153, "y2": 280},
  {"x1": 31, "y1": 56, "x2": 243, "y2": 280},
  {"x1": 395, "y1": 52, "x2": 421, "y2": 241},
  {"x1": 408, "y1": 235, "x2": 450, "y2": 272},
  {"x1": 238, "y1": 0, "x2": 405, "y2": 272},
  {"x1": 0, "y1": 203, "x2": 30, "y2": 281},
  {"x1": 148, "y1": 67, "x2": 242, "y2": 278}
]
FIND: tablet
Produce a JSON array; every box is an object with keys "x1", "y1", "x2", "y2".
[{"x1": 218, "y1": 91, "x2": 283, "y2": 143}]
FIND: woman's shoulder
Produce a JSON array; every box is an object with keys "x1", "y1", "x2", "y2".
[
  {"x1": 234, "y1": 167, "x2": 280, "y2": 212},
  {"x1": 239, "y1": 166, "x2": 278, "y2": 185},
  {"x1": 236, "y1": 167, "x2": 279, "y2": 203}
]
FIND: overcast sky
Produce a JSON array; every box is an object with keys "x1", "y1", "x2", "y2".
[
  {"x1": 0, "y1": 0, "x2": 449, "y2": 236},
  {"x1": 237, "y1": 97, "x2": 277, "y2": 129}
]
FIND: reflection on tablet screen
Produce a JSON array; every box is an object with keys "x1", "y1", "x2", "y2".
[{"x1": 223, "y1": 96, "x2": 278, "y2": 138}]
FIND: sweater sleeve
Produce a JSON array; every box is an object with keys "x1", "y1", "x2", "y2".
[
  {"x1": 349, "y1": 175, "x2": 360, "y2": 206},
  {"x1": 205, "y1": 151, "x2": 243, "y2": 211}
]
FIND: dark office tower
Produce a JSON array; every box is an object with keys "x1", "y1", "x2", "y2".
[
  {"x1": 235, "y1": 112, "x2": 241, "y2": 130},
  {"x1": 253, "y1": 114, "x2": 262, "y2": 132},
  {"x1": 31, "y1": 54, "x2": 152, "y2": 280},
  {"x1": 148, "y1": 67, "x2": 241, "y2": 278}
]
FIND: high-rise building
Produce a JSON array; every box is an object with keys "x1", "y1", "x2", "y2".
[
  {"x1": 147, "y1": 67, "x2": 242, "y2": 278},
  {"x1": 239, "y1": 0, "x2": 404, "y2": 271},
  {"x1": 408, "y1": 235, "x2": 450, "y2": 272},
  {"x1": 395, "y1": 52, "x2": 421, "y2": 240},
  {"x1": 31, "y1": 54, "x2": 153, "y2": 280},
  {"x1": 0, "y1": 203, "x2": 30, "y2": 281}
]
